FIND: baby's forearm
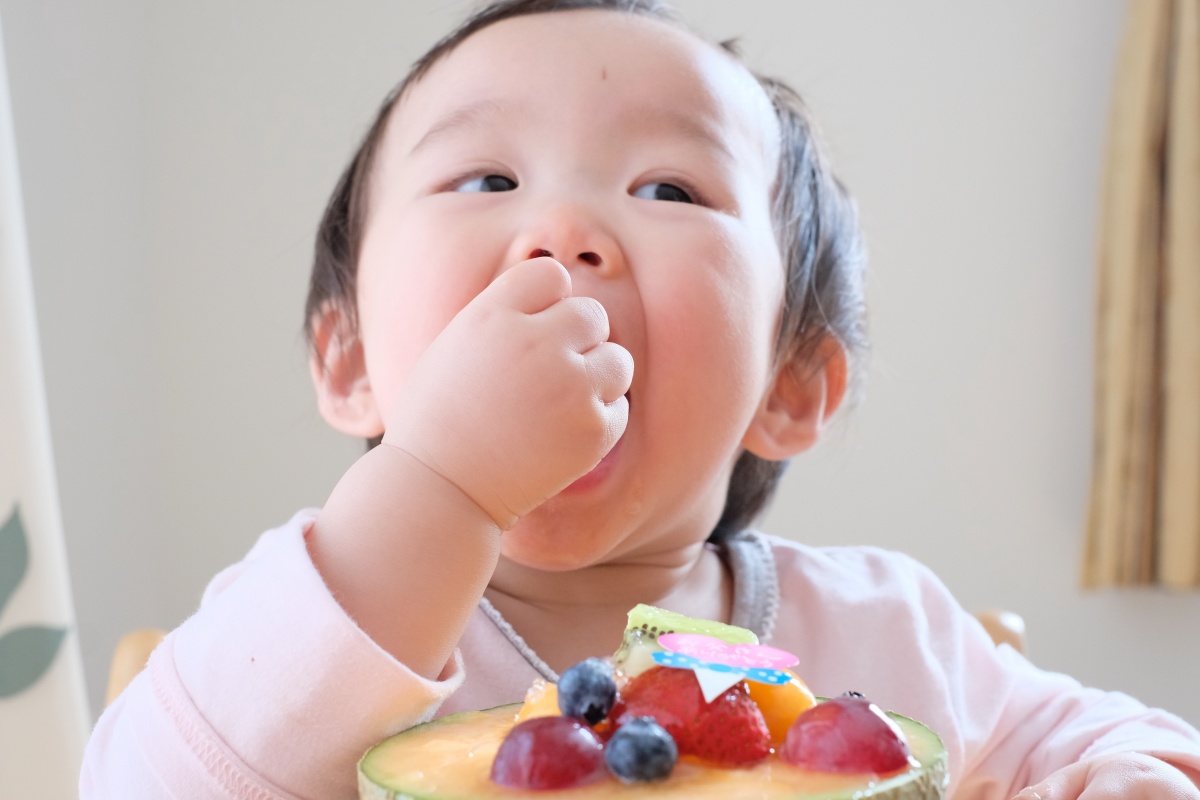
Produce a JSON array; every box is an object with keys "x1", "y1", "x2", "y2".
[
  {"x1": 306, "y1": 259, "x2": 629, "y2": 680},
  {"x1": 308, "y1": 444, "x2": 501, "y2": 680}
]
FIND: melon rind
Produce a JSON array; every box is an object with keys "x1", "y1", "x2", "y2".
[
  {"x1": 357, "y1": 704, "x2": 948, "y2": 800},
  {"x1": 358, "y1": 708, "x2": 494, "y2": 800}
]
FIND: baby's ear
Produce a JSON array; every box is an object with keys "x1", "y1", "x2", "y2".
[
  {"x1": 741, "y1": 336, "x2": 848, "y2": 460},
  {"x1": 308, "y1": 303, "x2": 385, "y2": 438}
]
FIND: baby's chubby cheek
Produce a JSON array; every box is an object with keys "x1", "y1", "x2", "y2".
[
  {"x1": 355, "y1": 234, "x2": 498, "y2": 395},
  {"x1": 358, "y1": 293, "x2": 498, "y2": 420}
]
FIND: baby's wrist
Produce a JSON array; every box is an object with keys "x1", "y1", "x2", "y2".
[{"x1": 373, "y1": 439, "x2": 514, "y2": 531}]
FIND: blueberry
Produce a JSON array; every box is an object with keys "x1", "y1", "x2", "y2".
[
  {"x1": 557, "y1": 658, "x2": 617, "y2": 726},
  {"x1": 605, "y1": 717, "x2": 677, "y2": 783}
]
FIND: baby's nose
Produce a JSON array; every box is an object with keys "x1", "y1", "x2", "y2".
[{"x1": 528, "y1": 248, "x2": 603, "y2": 267}]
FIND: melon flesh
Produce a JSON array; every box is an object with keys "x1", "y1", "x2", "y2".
[{"x1": 358, "y1": 703, "x2": 948, "y2": 800}]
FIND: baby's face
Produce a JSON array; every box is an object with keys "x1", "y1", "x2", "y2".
[{"x1": 357, "y1": 10, "x2": 787, "y2": 565}]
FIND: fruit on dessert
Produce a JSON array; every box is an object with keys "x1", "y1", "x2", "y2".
[
  {"x1": 611, "y1": 665, "x2": 771, "y2": 767},
  {"x1": 557, "y1": 658, "x2": 618, "y2": 725},
  {"x1": 745, "y1": 668, "x2": 817, "y2": 743},
  {"x1": 515, "y1": 679, "x2": 559, "y2": 723},
  {"x1": 613, "y1": 604, "x2": 758, "y2": 679},
  {"x1": 781, "y1": 691, "x2": 915, "y2": 774},
  {"x1": 489, "y1": 716, "x2": 608, "y2": 790},
  {"x1": 358, "y1": 704, "x2": 947, "y2": 799},
  {"x1": 358, "y1": 605, "x2": 949, "y2": 799},
  {"x1": 604, "y1": 716, "x2": 677, "y2": 783},
  {"x1": 622, "y1": 604, "x2": 759, "y2": 644}
]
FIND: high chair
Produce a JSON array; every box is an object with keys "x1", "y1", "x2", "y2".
[
  {"x1": 105, "y1": 628, "x2": 166, "y2": 706},
  {"x1": 974, "y1": 609, "x2": 1028, "y2": 655},
  {"x1": 104, "y1": 611, "x2": 1028, "y2": 707}
]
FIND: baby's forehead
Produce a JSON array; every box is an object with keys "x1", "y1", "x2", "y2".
[{"x1": 387, "y1": 9, "x2": 781, "y2": 173}]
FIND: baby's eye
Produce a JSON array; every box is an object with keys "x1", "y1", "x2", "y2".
[
  {"x1": 455, "y1": 174, "x2": 517, "y2": 193},
  {"x1": 632, "y1": 182, "x2": 695, "y2": 204}
]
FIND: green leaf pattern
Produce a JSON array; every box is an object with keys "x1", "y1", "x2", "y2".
[
  {"x1": 0, "y1": 505, "x2": 68, "y2": 698},
  {"x1": 0, "y1": 505, "x2": 28, "y2": 618}
]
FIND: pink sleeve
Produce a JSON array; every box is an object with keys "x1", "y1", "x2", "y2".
[
  {"x1": 80, "y1": 509, "x2": 464, "y2": 799},
  {"x1": 890, "y1": 554, "x2": 1200, "y2": 798},
  {"x1": 956, "y1": 631, "x2": 1200, "y2": 797},
  {"x1": 769, "y1": 541, "x2": 1200, "y2": 799}
]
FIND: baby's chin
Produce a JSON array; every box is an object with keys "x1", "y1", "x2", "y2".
[{"x1": 497, "y1": 518, "x2": 627, "y2": 573}]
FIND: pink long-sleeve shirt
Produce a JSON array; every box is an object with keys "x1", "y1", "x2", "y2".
[{"x1": 81, "y1": 509, "x2": 1200, "y2": 798}]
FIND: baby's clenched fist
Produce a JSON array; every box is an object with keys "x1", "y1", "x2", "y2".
[
  {"x1": 1013, "y1": 752, "x2": 1199, "y2": 799},
  {"x1": 383, "y1": 257, "x2": 633, "y2": 529}
]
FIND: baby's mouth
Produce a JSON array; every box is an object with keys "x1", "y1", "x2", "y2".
[
  {"x1": 566, "y1": 438, "x2": 622, "y2": 492},
  {"x1": 563, "y1": 392, "x2": 629, "y2": 493}
]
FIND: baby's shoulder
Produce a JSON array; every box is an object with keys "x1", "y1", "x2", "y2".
[
  {"x1": 746, "y1": 533, "x2": 971, "y2": 657},
  {"x1": 754, "y1": 531, "x2": 934, "y2": 584},
  {"x1": 744, "y1": 531, "x2": 954, "y2": 620},
  {"x1": 200, "y1": 508, "x2": 322, "y2": 605}
]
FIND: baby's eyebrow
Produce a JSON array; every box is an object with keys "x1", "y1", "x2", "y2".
[
  {"x1": 409, "y1": 98, "x2": 738, "y2": 165},
  {"x1": 630, "y1": 107, "x2": 735, "y2": 164},
  {"x1": 408, "y1": 99, "x2": 505, "y2": 156}
]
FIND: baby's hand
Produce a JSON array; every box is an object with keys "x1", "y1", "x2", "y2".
[
  {"x1": 1013, "y1": 752, "x2": 1200, "y2": 799},
  {"x1": 382, "y1": 257, "x2": 633, "y2": 528}
]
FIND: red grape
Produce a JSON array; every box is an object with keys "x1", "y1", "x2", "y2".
[
  {"x1": 490, "y1": 716, "x2": 608, "y2": 790},
  {"x1": 780, "y1": 695, "x2": 912, "y2": 774}
]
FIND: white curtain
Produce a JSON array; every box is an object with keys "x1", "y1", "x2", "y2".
[{"x1": 0, "y1": 11, "x2": 91, "y2": 796}]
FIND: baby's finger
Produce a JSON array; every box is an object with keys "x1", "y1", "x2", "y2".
[
  {"x1": 485, "y1": 257, "x2": 571, "y2": 314},
  {"x1": 536, "y1": 295, "x2": 610, "y2": 352},
  {"x1": 584, "y1": 341, "x2": 634, "y2": 405},
  {"x1": 1014, "y1": 760, "x2": 1089, "y2": 799},
  {"x1": 599, "y1": 393, "x2": 629, "y2": 450}
]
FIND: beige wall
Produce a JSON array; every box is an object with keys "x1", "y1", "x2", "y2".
[{"x1": 3, "y1": 0, "x2": 1197, "y2": 728}]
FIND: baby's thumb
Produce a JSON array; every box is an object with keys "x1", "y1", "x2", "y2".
[
  {"x1": 1012, "y1": 760, "x2": 1088, "y2": 800},
  {"x1": 484, "y1": 256, "x2": 572, "y2": 314},
  {"x1": 1013, "y1": 789, "x2": 1048, "y2": 800}
]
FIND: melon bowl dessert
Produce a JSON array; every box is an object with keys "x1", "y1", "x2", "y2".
[{"x1": 359, "y1": 606, "x2": 948, "y2": 799}]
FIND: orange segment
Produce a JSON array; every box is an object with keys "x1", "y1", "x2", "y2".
[
  {"x1": 745, "y1": 670, "x2": 817, "y2": 743},
  {"x1": 514, "y1": 679, "x2": 560, "y2": 722}
]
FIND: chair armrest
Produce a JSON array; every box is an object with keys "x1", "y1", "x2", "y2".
[
  {"x1": 105, "y1": 628, "x2": 165, "y2": 706},
  {"x1": 975, "y1": 609, "x2": 1027, "y2": 654}
]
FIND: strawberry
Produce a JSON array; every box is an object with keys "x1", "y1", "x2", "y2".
[
  {"x1": 610, "y1": 666, "x2": 697, "y2": 741},
  {"x1": 612, "y1": 666, "x2": 771, "y2": 767}
]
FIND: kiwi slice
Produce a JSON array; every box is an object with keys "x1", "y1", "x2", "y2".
[
  {"x1": 624, "y1": 603, "x2": 758, "y2": 644},
  {"x1": 614, "y1": 604, "x2": 760, "y2": 677}
]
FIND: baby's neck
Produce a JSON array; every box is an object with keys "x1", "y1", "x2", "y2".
[{"x1": 484, "y1": 543, "x2": 732, "y2": 675}]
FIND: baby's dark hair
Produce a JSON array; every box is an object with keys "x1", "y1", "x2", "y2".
[{"x1": 304, "y1": 0, "x2": 868, "y2": 540}]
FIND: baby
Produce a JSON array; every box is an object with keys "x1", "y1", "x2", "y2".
[{"x1": 82, "y1": 1, "x2": 1200, "y2": 798}]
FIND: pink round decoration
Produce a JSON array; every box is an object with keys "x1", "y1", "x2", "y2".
[{"x1": 656, "y1": 633, "x2": 799, "y2": 670}]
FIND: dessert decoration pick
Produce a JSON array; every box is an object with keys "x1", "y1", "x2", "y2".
[
  {"x1": 656, "y1": 634, "x2": 798, "y2": 669},
  {"x1": 652, "y1": 633, "x2": 800, "y2": 702}
]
